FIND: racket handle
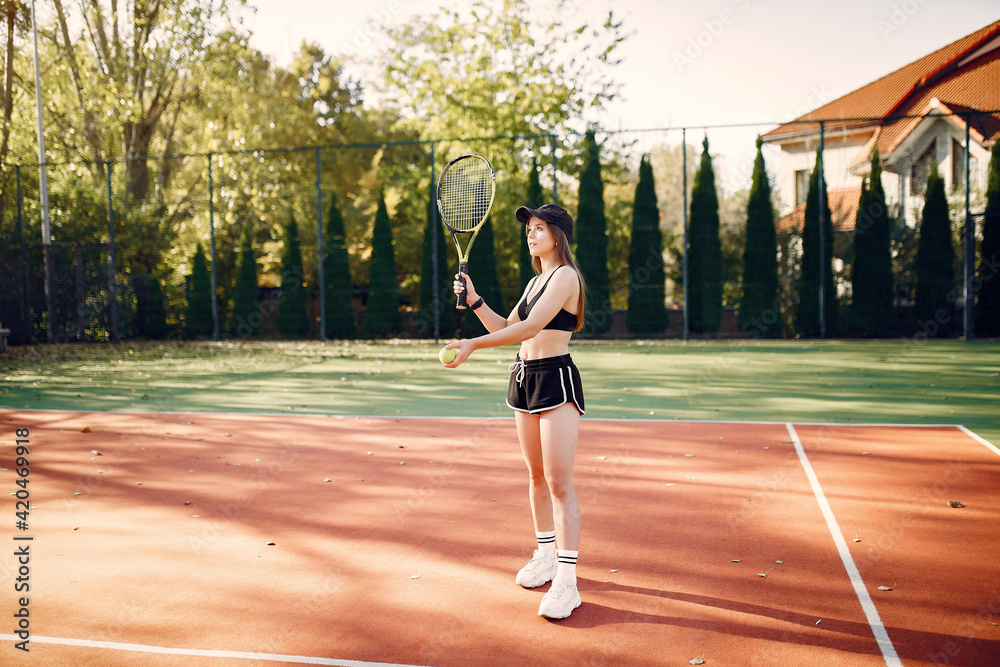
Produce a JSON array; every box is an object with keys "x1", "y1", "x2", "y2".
[{"x1": 456, "y1": 262, "x2": 468, "y2": 309}]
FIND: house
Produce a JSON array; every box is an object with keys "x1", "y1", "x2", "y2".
[{"x1": 763, "y1": 19, "x2": 1000, "y2": 231}]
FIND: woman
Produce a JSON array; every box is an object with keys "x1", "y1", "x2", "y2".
[{"x1": 443, "y1": 203, "x2": 586, "y2": 620}]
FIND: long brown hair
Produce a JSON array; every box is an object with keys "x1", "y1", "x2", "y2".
[{"x1": 530, "y1": 224, "x2": 587, "y2": 332}]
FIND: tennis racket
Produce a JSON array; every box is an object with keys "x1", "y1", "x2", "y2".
[{"x1": 437, "y1": 154, "x2": 496, "y2": 308}]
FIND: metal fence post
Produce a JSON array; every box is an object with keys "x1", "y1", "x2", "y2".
[
  {"x1": 316, "y1": 147, "x2": 326, "y2": 342},
  {"x1": 818, "y1": 121, "x2": 827, "y2": 339},
  {"x1": 430, "y1": 141, "x2": 439, "y2": 343},
  {"x1": 682, "y1": 127, "x2": 689, "y2": 343},
  {"x1": 105, "y1": 161, "x2": 118, "y2": 342},
  {"x1": 16, "y1": 166, "x2": 30, "y2": 343},
  {"x1": 963, "y1": 115, "x2": 974, "y2": 339},
  {"x1": 207, "y1": 153, "x2": 220, "y2": 341}
]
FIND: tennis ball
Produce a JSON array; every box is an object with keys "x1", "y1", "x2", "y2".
[{"x1": 439, "y1": 347, "x2": 457, "y2": 364}]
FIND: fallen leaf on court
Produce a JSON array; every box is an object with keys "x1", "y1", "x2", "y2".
[
  {"x1": 590, "y1": 468, "x2": 599, "y2": 472},
  {"x1": 732, "y1": 559, "x2": 741, "y2": 563},
  {"x1": 781, "y1": 440, "x2": 794, "y2": 444},
  {"x1": 597, "y1": 456, "x2": 607, "y2": 460},
  {"x1": 73, "y1": 527, "x2": 79, "y2": 530},
  {"x1": 267, "y1": 542, "x2": 276, "y2": 546},
  {"x1": 91, "y1": 449, "x2": 101, "y2": 455},
  {"x1": 775, "y1": 560, "x2": 783, "y2": 564},
  {"x1": 135, "y1": 482, "x2": 142, "y2": 486},
  {"x1": 610, "y1": 569, "x2": 619, "y2": 573},
  {"x1": 323, "y1": 478, "x2": 331, "y2": 482},
  {"x1": 878, "y1": 585, "x2": 893, "y2": 591},
  {"x1": 815, "y1": 619, "x2": 822, "y2": 625},
  {"x1": 757, "y1": 568, "x2": 772, "y2": 578},
  {"x1": 990, "y1": 621, "x2": 999, "y2": 626},
  {"x1": 862, "y1": 452, "x2": 871, "y2": 455},
  {"x1": 411, "y1": 574, "x2": 420, "y2": 580},
  {"x1": 399, "y1": 461, "x2": 405, "y2": 466},
  {"x1": 397, "y1": 444, "x2": 406, "y2": 448},
  {"x1": 81, "y1": 426, "x2": 92, "y2": 433},
  {"x1": 946, "y1": 500, "x2": 965, "y2": 508},
  {"x1": 689, "y1": 659, "x2": 705, "y2": 665},
  {"x1": 762, "y1": 446, "x2": 770, "y2": 449},
  {"x1": 184, "y1": 502, "x2": 191, "y2": 505},
  {"x1": 685, "y1": 453, "x2": 694, "y2": 457},
  {"x1": 665, "y1": 483, "x2": 676, "y2": 486}
]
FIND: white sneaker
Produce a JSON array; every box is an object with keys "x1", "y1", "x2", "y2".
[
  {"x1": 515, "y1": 549, "x2": 558, "y2": 588},
  {"x1": 538, "y1": 579, "x2": 581, "y2": 619}
]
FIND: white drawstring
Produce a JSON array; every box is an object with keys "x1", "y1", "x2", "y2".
[{"x1": 508, "y1": 357, "x2": 525, "y2": 385}]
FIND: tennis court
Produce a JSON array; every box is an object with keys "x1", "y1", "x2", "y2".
[{"x1": 2, "y1": 406, "x2": 997, "y2": 666}]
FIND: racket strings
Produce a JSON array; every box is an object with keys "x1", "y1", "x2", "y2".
[{"x1": 440, "y1": 161, "x2": 494, "y2": 232}]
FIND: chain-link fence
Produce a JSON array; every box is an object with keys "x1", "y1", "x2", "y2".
[{"x1": 1, "y1": 110, "x2": 995, "y2": 346}]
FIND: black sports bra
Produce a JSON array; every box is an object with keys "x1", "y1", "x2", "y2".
[{"x1": 517, "y1": 266, "x2": 578, "y2": 332}]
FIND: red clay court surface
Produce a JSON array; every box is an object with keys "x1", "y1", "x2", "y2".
[{"x1": 1, "y1": 410, "x2": 998, "y2": 666}]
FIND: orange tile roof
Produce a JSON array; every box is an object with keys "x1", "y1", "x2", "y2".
[
  {"x1": 777, "y1": 187, "x2": 861, "y2": 233},
  {"x1": 764, "y1": 20, "x2": 1000, "y2": 147}
]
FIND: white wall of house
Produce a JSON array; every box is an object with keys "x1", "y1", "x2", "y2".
[{"x1": 771, "y1": 115, "x2": 990, "y2": 228}]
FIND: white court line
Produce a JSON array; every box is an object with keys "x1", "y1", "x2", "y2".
[
  {"x1": 957, "y1": 424, "x2": 1000, "y2": 456},
  {"x1": 0, "y1": 635, "x2": 430, "y2": 667},
  {"x1": 785, "y1": 423, "x2": 903, "y2": 667}
]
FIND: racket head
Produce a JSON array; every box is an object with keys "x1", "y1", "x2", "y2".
[{"x1": 436, "y1": 154, "x2": 496, "y2": 233}]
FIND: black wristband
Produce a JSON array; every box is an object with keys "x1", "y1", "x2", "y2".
[{"x1": 470, "y1": 296, "x2": 485, "y2": 310}]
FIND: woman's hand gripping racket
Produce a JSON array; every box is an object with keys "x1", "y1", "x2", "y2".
[{"x1": 437, "y1": 154, "x2": 496, "y2": 308}]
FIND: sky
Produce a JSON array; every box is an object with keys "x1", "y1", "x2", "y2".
[{"x1": 244, "y1": 0, "x2": 998, "y2": 188}]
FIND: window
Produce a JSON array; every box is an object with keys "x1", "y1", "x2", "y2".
[
  {"x1": 795, "y1": 169, "x2": 809, "y2": 206},
  {"x1": 910, "y1": 139, "x2": 936, "y2": 196}
]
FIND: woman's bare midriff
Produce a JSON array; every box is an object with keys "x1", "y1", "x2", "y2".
[{"x1": 517, "y1": 329, "x2": 573, "y2": 361}]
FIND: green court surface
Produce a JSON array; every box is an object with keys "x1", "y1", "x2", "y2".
[{"x1": 1, "y1": 339, "x2": 997, "y2": 446}]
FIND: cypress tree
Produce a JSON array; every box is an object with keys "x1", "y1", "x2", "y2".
[
  {"x1": 738, "y1": 137, "x2": 782, "y2": 338},
  {"x1": 228, "y1": 223, "x2": 261, "y2": 338},
  {"x1": 183, "y1": 244, "x2": 213, "y2": 338},
  {"x1": 363, "y1": 193, "x2": 402, "y2": 338},
  {"x1": 324, "y1": 190, "x2": 356, "y2": 339},
  {"x1": 626, "y1": 155, "x2": 668, "y2": 334},
  {"x1": 521, "y1": 158, "x2": 544, "y2": 292},
  {"x1": 417, "y1": 179, "x2": 449, "y2": 338},
  {"x1": 143, "y1": 277, "x2": 167, "y2": 339},
  {"x1": 850, "y1": 147, "x2": 895, "y2": 337},
  {"x1": 576, "y1": 130, "x2": 612, "y2": 335},
  {"x1": 914, "y1": 165, "x2": 955, "y2": 337},
  {"x1": 461, "y1": 212, "x2": 504, "y2": 336},
  {"x1": 977, "y1": 141, "x2": 1000, "y2": 336},
  {"x1": 688, "y1": 137, "x2": 723, "y2": 334},
  {"x1": 796, "y1": 149, "x2": 838, "y2": 337},
  {"x1": 276, "y1": 213, "x2": 310, "y2": 338}
]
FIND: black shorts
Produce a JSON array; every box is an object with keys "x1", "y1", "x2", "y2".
[{"x1": 506, "y1": 354, "x2": 585, "y2": 415}]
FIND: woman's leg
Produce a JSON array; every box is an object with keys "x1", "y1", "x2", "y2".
[
  {"x1": 539, "y1": 402, "x2": 581, "y2": 550},
  {"x1": 515, "y1": 411, "x2": 554, "y2": 532}
]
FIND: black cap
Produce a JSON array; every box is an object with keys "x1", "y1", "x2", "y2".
[{"x1": 515, "y1": 204, "x2": 574, "y2": 244}]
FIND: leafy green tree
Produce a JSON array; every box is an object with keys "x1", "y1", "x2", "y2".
[
  {"x1": 363, "y1": 193, "x2": 402, "y2": 338},
  {"x1": 324, "y1": 190, "x2": 356, "y2": 339},
  {"x1": 977, "y1": 141, "x2": 1000, "y2": 337},
  {"x1": 796, "y1": 149, "x2": 838, "y2": 337},
  {"x1": 47, "y1": 0, "x2": 243, "y2": 202},
  {"x1": 228, "y1": 223, "x2": 260, "y2": 338},
  {"x1": 520, "y1": 158, "x2": 544, "y2": 292},
  {"x1": 626, "y1": 155, "x2": 668, "y2": 334},
  {"x1": 688, "y1": 137, "x2": 723, "y2": 335},
  {"x1": 276, "y1": 213, "x2": 310, "y2": 338},
  {"x1": 143, "y1": 277, "x2": 168, "y2": 339},
  {"x1": 850, "y1": 148, "x2": 895, "y2": 337},
  {"x1": 577, "y1": 131, "x2": 612, "y2": 335},
  {"x1": 738, "y1": 138, "x2": 781, "y2": 338},
  {"x1": 183, "y1": 244, "x2": 213, "y2": 338},
  {"x1": 914, "y1": 166, "x2": 955, "y2": 337}
]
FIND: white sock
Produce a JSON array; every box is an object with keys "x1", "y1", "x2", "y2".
[
  {"x1": 555, "y1": 549, "x2": 578, "y2": 585},
  {"x1": 535, "y1": 530, "x2": 556, "y2": 553}
]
